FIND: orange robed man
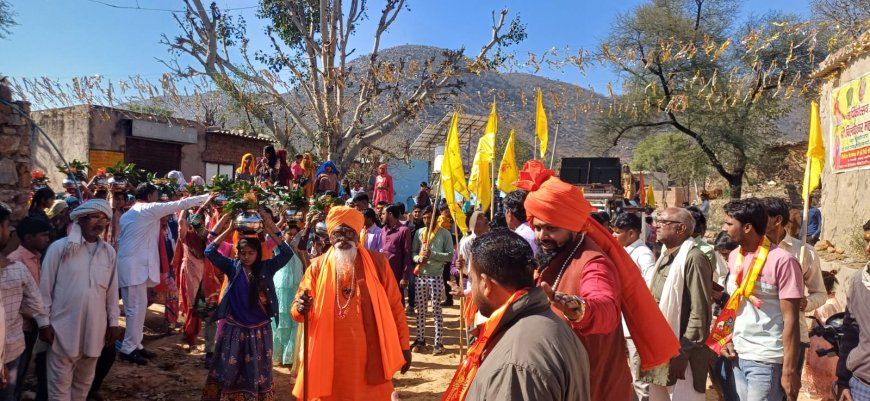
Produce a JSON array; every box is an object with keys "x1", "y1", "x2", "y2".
[
  {"x1": 293, "y1": 206, "x2": 412, "y2": 400},
  {"x1": 522, "y1": 175, "x2": 681, "y2": 401}
]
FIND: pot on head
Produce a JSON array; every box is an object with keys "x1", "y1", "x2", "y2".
[
  {"x1": 234, "y1": 210, "x2": 264, "y2": 234},
  {"x1": 61, "y1": 177, "x2": 77, "y2": 190},
  {"x1": 108, "y1": 176, "x2": 128, "y2": 191}
]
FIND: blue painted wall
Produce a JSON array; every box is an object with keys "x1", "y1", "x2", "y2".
[{"x1": 386, "y1": 159, "x2": 431, "y2": 209}]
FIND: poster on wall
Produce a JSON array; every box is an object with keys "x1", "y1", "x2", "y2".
[
  {"x1": 830, "y1": 72, "x2": 870, "y2": 172},
  {"x1": 88, "y1": 150, "x2": 125, "y2": 177}
]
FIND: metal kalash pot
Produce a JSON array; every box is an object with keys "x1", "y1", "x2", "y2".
[
  {"x1": 234, "y1": 210, "x2": 264, "y2": 234},
  {"x1": 213, "y1": 193, "x2": 229, "y2": 207},
  {"x1": 61, "y1": 176, "x2": 77, "y2": 189},
  {"x1": 93, "y1": 175, "x2": 109, "y2": 190},
  {"x1": 108, "y1": 176, "x2": 128, "y2": 191}
]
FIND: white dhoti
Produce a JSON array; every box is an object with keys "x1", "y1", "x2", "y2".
[{"x1": 648, "y1": 366, "x2": 705, "y2": 401}]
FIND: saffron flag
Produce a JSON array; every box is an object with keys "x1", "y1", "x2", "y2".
[
  {"x1": 535, "y1": 88, "x2": 548, "y2": 158},
  {"x1": 646, "y1": 184, "x2": 656, "y2": 209},
  {"x1": 469, "y1": 102, "x2": 497, "y2": 212},
  {"x1": 497, "y1": 129, "x2": 519, "y2": 193},
  {"x1": 802, "y1": 101, "x2": 825, "y2": 201},
  {"x1": 441, "y1": 112, "x2": 468, "y2": 234}
]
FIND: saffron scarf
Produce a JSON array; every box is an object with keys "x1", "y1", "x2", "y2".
[
  {"x1": 525, "y1": 177, "x2": 680, "y2": 370},
  {"x1": 293, "y1": 247, "x2": 405, "y2": 399},
  {"x1": 442, "y1": 289, "x2": 528, "y2": 401},
  {"x1": 706, "y1": 237, "x2": 771, "y2": 353}
]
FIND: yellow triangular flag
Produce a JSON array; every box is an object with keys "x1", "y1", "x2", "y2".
[
  {"x1": 469, "y1": 102, "x2": 497, "y2": 211},
  {"x1": 646, "y1": 184, "x2": 656, "y2": 209},
  {"x1": 497, "y1": 129, "x2": 519, "y2": 193},
  {"x1": 802, "y1": 100, "x2": 825, "y2": 201},
  {"x1": 440, "y1": 112, "x2": 468, "y2": 233},
  {"x1": 535, "y1": 88, "x2": 548, "y2": 158}
]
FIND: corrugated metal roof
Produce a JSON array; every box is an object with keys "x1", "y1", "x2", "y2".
[
  {"x1": 410, "y1": 113, "x2": 489, "y2": 153},
  {"x1": 205, "y1": 127, "x2": 273, "y2": 142}
]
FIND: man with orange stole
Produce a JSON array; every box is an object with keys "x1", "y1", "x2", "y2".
[{"x1": 292, "y1": 206, "x2": 412, "y2": 400}]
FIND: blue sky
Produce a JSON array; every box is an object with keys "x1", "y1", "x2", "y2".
[{"x1": 1, "y1": 0, "x2": 809, "y2": 94}]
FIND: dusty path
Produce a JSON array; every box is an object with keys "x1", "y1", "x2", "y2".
[
  {"x1": 81, "y1": 304, "x2": 465, "y2": 401},
  {"x1": 23, "y1": 303, "x2": 826, "y2": 401}
]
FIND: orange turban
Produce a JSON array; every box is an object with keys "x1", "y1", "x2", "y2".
[
  {"x1": 524, "y1": 176, "x2": 680, "y2": 371},
  {"x1": 515, "y1": 160, "x2": 555, "y2": 192},
  {"x1": 326, "y1": 206, "x2": 364, "y2": 235},
  {"x1": 524, "y1": 177, "x2": 592, "y2": 231}
]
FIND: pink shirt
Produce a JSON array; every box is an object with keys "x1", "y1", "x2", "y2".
[
  {"x1": 7, "y1": 246, "x2": 41, "y2": 283},
  {"x1": 727, "y1": 244, "x2": 804, "y2": 363}
]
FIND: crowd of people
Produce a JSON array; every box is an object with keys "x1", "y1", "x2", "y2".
[{"x1": 0, "y1": 152, "x2": 868, "y2": 401}]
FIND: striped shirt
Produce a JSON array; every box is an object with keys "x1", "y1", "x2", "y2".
[{"x1": 1, "y1": 261, "x2": 49, "y2": 363}]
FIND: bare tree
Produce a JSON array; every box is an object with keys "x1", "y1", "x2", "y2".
[
  {"x1": 161, "y1": 0, "x2": 525, "y2": 169},
  {"x1": 811, "y1": 0, "x2": 870, "y2": 41},
  {"x1": 0, "y1": 0, "x2": 17, "y2": 39}
]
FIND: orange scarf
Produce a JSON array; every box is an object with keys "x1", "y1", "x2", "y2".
[
  {"x1": 442, "y1": 289, "x2": 528, "y2": 401},
  {"x1": 293, "y1": 247, "x2": 405, "y2": 399},
  {"x1": 707, "y1": 237, "x2": 771, "y2": 353}
]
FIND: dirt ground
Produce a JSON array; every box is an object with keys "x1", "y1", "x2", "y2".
[
  {"x1": 21, "y1": 302, "x2": 830, "y2": 401},
  {"x1": 48, "y1": 304, "x2": 467, "y2": 401}
]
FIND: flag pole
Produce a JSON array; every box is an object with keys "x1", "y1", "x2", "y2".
[
  {"x1": 453, "y1": 222, "x2": 466, "y2": 360},
  {"x1": 533, "y1": 135, "x2": 537, "y2": 161},
  {"x1": 799, "y1": 158, "x2": 812, "y2": 266},
  {"x1": 549, "y1": 121, "x2": 561, "y2": 169}
]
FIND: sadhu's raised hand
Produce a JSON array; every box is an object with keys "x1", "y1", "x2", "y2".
[{"x1": 541, "y1": 282, "x2": 586, "y2": 323}]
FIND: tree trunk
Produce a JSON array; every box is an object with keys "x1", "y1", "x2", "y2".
[{"x1": 727, "y1": 169, "x2": 745, "y2": 199}]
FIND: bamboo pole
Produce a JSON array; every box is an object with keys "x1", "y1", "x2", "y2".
[
  {"x1": 549, "y1": 121, "x2": 561, "y2": 169},
  {"x1": 452, "y1": 222, "x2": 466, "y2": 359},
  {"x1": 799, "y1": 158, "x2": 812, "y2": 266}
]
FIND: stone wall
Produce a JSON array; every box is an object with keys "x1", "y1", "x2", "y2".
[
  {"x1": 0, "y1": 90, "x2": 33, "y2": 222},
  {"x1": 32, "y1": 106, "x2": 92, "y2": 188},
  {"x1": 817, "y1": 52, "x2": 870, "y2": 253}
]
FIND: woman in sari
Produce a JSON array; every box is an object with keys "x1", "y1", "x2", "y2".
[
  {"x1": 301, "y1": 153, "x2": 316, "y2": 198},
  {"x1": 314, "y1": 161, "x2": 340, "y2": 194},
  {"x1": 236, "y1": 153, "x2": 256, "y2": 182}
]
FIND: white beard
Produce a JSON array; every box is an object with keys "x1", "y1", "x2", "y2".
[{"x1": 332, "y1": 242, "x2": 358, "y2": 276}]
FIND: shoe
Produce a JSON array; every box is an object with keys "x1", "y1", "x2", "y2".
[
  {"x1": 204, "y1": 352, "x2": 214, "y2": 369},
  {"x1": 138, "y1": 348, "x2": 157, "y2": 359},
  {"x1": 119, "y1": 350, "x2": 148, "y2": 365},
  {"x1": 433, "y1": 345, "x2": 446, "y2": 355},
  {"x1": 411, "y1": 339, "x2": 426, "y2": 353},
  {"x1": 440, "y1": 299, "x2": 453, "y2": 307}
]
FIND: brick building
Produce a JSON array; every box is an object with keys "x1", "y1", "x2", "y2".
[{"x1": 31, "y1": 105, "x2": 272, "y2": 186}]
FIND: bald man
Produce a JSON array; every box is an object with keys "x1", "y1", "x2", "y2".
[{"x1": 642, "y1": 208, "x2": 712, "y2": 401}]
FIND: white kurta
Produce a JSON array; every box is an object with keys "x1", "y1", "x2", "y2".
[
  {"x1": 40, "y1": 237, "x2": 119, "y2": 358},
  {"x1": 116, "y1": 195, "x2": 209, "y2": 288}
]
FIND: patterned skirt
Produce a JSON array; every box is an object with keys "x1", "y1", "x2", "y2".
[{"x1": 202, "y1": 318, "x2": 274, "y2": 401}]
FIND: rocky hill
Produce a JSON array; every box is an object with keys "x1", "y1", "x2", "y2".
[{"x1": 148, "y1": 44, "x2": 609, "y2": 161}]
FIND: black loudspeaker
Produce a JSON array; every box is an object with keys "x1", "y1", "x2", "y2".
[{"x1": 560, "y1": 157, "x2": 622, "y2": 186}]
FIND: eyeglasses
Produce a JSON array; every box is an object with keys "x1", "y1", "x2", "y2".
[{"x1": 654, "y1": 219, "x2": 682, "y2": 226}]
